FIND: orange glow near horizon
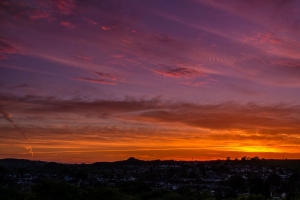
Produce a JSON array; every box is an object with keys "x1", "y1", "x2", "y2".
[{"x1": 2, "y1": 124, "x2": 300, "y2": 163}]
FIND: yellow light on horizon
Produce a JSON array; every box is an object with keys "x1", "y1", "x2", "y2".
[{"x1": 231, "y1": 145, "x2": 281, "y2": 153}]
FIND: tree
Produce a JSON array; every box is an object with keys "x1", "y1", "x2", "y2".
[
  {"x1": 251, "y1": 156, "x2": 260, "y2": 161},
  {"x1": 32, "y1": 179, "x2": 82, "y2": 200},
  {"x1": 249, "y1": 177, "x2": 264, "y2": 194},
  {"x1": 266, "y1": 173, "x2": 281, "y2": 186},
  {"x1": 117, "y1": 181, "x2": 151, "y2": 195},
  {"x1": 241, "y1": 156, "x2": 247, "y2": 161},
  {"x1": 228, "y1": 175, "x2": 246, "y2": 191},
  {"x1": 247, "y1": 194, "x2": 266, "y2": 200},
  {"x1": 263, "y1": 173, "x2": 281, "y2": 197}
]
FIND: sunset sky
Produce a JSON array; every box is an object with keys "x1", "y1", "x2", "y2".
[{"x1": 1, "y1": 0, "x2": 300, "y2": 163}]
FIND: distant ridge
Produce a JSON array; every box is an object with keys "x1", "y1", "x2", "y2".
[{"x1": 1, "y1": 157, "x2": 300, "y2": 168}]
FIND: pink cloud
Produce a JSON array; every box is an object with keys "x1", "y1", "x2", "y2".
[
  {"x1": 88, "y1": 20, "x2": 97, "y2": 26},
  {"x1": 101, "y1": 26, "x2": 111, "y2": 31},
  {"x1": 60, "y1": 21, "x2": 75, "y2": 28},
  {"x1": 29, "y1": 10, "x2": 50, "y2": 20},
  {"x1": 0, "y1": 55, "x2": 7, "y2": 59},
  {"x1": 179, "y1": 81, "x2": 207, "y2": 87},
  {"x1": 272, "y1": 60, "x2": 300, "y2": 68},
  {"x1": 241, "y1": 31, "x2": 300, "y2": 60},
  {"x1": 243, "y1": 32, "x2": 281, "y2": 45},
  {"x1": 0, "y1": 40, "x2": 16, "y2": 53},
  {"x1": 52, "y1": 0, "x2": 75, "y2": 15},
  {"x1": 0, "y1": 38, "x2": 18, "y2": 59},
  {"x1": 73, "y1": 71, "x2": 125, "y2": 85},
  {"x1": 73, "y1": 77, "x2": 116, "y2": 85},
  {"x1": 111, "y1": 54, "x2": 124, "y2": 58},
  {"x1": 94, "y1": 72, "x2": 118, "y2": 81},
  {"x1": 75, "y1": 54, "x2": 92, "y2": 61},
  {"x1": 152, "y1": 66, "x2": 204, "y2": 78}
]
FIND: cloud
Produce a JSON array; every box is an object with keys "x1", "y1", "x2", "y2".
[
  {"x1": 272, "y1": 59, "x2": 300, "y2": 68},
  {"x1": 197, "y1": 0, "x2": 300, "y2": 32},
  {"x1": 94, "y1": 72, "x2": 120, "y2": 81},
  {"x1": 29, "y1": 10, "x2": 50, "y2": 20},
  {"x1": 60, "y1": 21, "x2": 75, "y2": 28},
  {"x1": 179, "y1": 81, "x2": 207, "y2": 87},
  {"x1": 0, "y1": 107, "x2": 14, "y2": 124},
  {"x1": 0, "y1": 63, "x2": 56, "y2": 76},
  {"x1": 52, "y1": 0, "x2": 76, "y2": 15},
  {"x1": 152, "y1": 65, "x2": 207, "y2": 86},
  {"x1": 73, "y1": 77, "x2": 116, "y2": 85},
  {"x1": 243, "y1": 32, "x2": 281, "y2": 45},
  {"x1": 1, "y1": 94, "x2": 300, "y2": 135},
  {"x1": 74, "y1": 54, "x2": 92, "y2": 61},
  {"x1": 229, "y1": 84, "x2": 258, "y2": 95},
  {"x1": 0, "y1": 106, "x2": 33, "y2": 157},
  {"x1": 101, "y1": 26, "x2": 111, "y2": 31},
  {"x1": 0, "y1": 38, "x2": 18, "y2": 59},
  {"x1": 0, "y1": 106, "x2": 29, "y2": 141},
  {"x1": 2, "y1": 94, "x2": 300, "y2": 161},
  {"x1": 73, "y1": 71, "x2": 125, "y2": 85},
  {"x1": 150, "y1": 34, "x2": 174, "y2": 44},
  {"x1": 111, "y1": 54, "x2": 124, "y2": 58},
  {"x1": 0, "y1": 1, "x2": 51, "y2": 22},
  {"x1": 153, "y1": 66, "x2": 204, "y2": 78},
  {"x1": 9, "y1": 84, "x2": 30, "y2": 89},
  {"x1": 87, "y1": 20, "x2": 97, "y2": 26}
]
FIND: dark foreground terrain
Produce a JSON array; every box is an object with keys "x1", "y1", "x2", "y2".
[{"x1": 1, "y1": 157, "x2": 300, "y2": 200}]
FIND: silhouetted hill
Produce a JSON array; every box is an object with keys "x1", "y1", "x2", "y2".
[
  {"x1": 1, "y1": 157, "x2": 300, "y2": 168},
  {"x1": 0, "y1": 158, "x2": 46, "y2": 168}
]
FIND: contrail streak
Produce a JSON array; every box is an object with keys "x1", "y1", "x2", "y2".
[
  {"x1": 0, "y1": 107, "x2": 34, "y2": 157},
  {"x1": 27, "y1": 146, "x2": 34, "y2": 157}
]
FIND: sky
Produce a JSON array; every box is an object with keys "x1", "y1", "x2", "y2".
[{"x1": 1, "y1": 0, "x2": 300, "y2": 163}]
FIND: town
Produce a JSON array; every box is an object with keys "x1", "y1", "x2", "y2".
[{"x1": 1, "y1": 157, "x2": 300, "y2": 200}]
